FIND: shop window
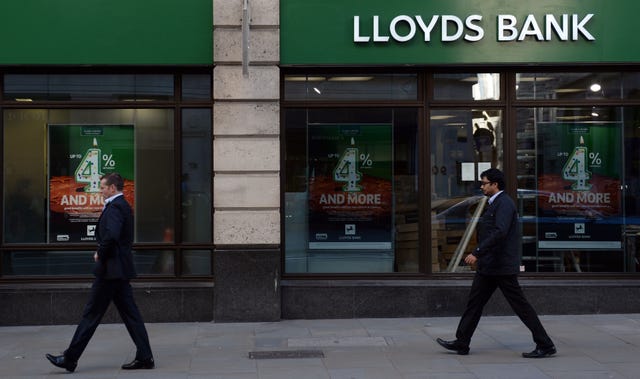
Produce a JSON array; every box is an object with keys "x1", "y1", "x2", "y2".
[
  {"x1": 284, "y1": 108, "x2": 419, "y2": 273},
  {"x1": 181, "y1": 109, "x2": 212, "y2": 243},
  {"x1": 430, "y1": 109, "x2": 504, "y2": 273},
  {"x1": 515, "y1": 72, "x2": 622, "y2": 100},
  {"x1": 3, "y1": 108, "x2": 175, "y2": 244},
  {"x1": 623, "y1": 73, "x2": 640, "y2": 99},
  {"x1": 433, "y1": 73, "x2": 501, "y2": 101},
  {"x1": 4, "y1": 74, "x2": 174, "y2": 102},
  {"x1": 181, "y1": 250, "x2": 212, "y2": 276},
  {"x1": 1, "y1": 71, "x2": 213, "y2": 278},
  {"x1": 182, "y1": 74, "x2": 212, "y2": 100},
  {"x1": 284, "y1": 74, "x2": 418, "y2": 101},
  {"x1": 1, "y1": 250, "x2": 94, "y2": 276},
  {"x1": 515, "y1": 106, "x2": 639, "y2": 272},
  {"x1": 134, "y1": 250, "x2": 174, "y2": 276}
]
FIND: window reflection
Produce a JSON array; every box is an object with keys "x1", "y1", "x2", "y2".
[
  {"x1": 516, "y1": 72, "x2": 622, "y2": 100},
  {"x1": 516, "y1": 106, "x2": 640, "y2": 273},
  {"x1": 4, "y1": 74, "x2": 174, "y2": 101},
  {"x1": 284, "y1": 74, "x2": 418, "y2": 101},
  {"x1": 433, "y1": 73, "x2": 500, "y2": 101},
  {"x1": 284, "y1": 108, "x2": 419, "y2": 273},
  {"x1": 430, "y1": 109, "x2": 503, "y2": 273}
]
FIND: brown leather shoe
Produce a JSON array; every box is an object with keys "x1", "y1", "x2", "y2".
[
  {"x1": 121, "y1": 358, "x2": 155, "y2": 370},
  {"x1": 436, "y1": 338, "x2": 470, "y2": 355}
]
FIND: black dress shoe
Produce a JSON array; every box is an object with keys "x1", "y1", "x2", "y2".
[
  {"x1": 522, "y1": 345, "x2": 556, "y2": 358},
  {"x1": 121, "y1": 358, "x2": 155, "y2": 370},
  {"x1": 436, "y1": 338, "x2": 470, "y2": 355},
  {"x1": 45, "y1": 353, "x2": 77, "y2": 372}
]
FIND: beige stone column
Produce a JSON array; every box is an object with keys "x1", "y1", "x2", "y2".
[
  {"x1": 213, "y1": 0, "x2": 280, "y2": 245},
  {"x1": 212, "y1": 0, "x2": 281, "y2": 321}
]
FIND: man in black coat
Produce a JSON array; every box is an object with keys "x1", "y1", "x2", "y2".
[
  {"x1": 46, "y1": 173, "x2": 154, "y2": 372},
  {"x1": 436, "y1": 168, "x2": 556, "y2": 358}
]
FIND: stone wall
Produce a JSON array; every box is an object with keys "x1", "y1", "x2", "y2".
[{"x1": 212, "y1": 0, "x2": 281, "y2": 321}]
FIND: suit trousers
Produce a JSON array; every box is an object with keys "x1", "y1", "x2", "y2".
[
  {"x1": 64, "y1": 278, "x2": 153, "y2": 362},
  {"x1": 455, "y1": 273, "x2": 553, "y2": 348}
]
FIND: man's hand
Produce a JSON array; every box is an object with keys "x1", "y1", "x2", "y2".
[
  {"x1": 94, "y1": 252, "x2": 99, "y2": 262},
  {"x1": 464, "y1": 253, "x2": 477, "y2": 265}
]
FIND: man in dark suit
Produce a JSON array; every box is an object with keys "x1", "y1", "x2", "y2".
[
  {"x1": 46, "y1": 173, "x2": 154, "y2": 372},
  {"x1": 436, "y1": 168, "x2": 556, "y2": 358}
]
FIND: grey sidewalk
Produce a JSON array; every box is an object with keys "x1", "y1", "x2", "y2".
[{"x1": 2, "y1": 314, "x2": 640, "y2": 379}]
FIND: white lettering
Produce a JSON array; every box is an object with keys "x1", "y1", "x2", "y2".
[
  {"x1": 415, "y1": 15, "x2": 439, "y2": 42},
  {"x1": 373, "y1": 15, "x2": 390, "y2": 42},
  {"x1": 518, "y1": 14, "x2": 544, "y2": 41},
  {"x1": 353, "y1": 16, "x2": 370, "y2": 42},
  {"x1": 390, "y1": 15, "x2": 416, "y2": 42},
  {"x1": 89, "y1": 194, "x2": 103, "y2": 206},
  {"x1": 573, "y1": 13, "x2": 595, "y2": 40},
  {"x1": 465, "y1": 15, "x2": 484, "y2": 42},
  {"x1": 60, "y1": 194, "x2": 88, "y2": 206},
  {"x1": 498, "y1": 15, "x2": 518, "y2": 41},
  {"x1": 441, "y1": 15, "x2": 463, "y2": 42},
  {"x1": 546, "y1": 14, "x2": 569, "y2": 41}
]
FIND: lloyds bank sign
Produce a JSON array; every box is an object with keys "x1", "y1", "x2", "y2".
[
  {"x1": 281, "y1": 0, "x2": 640, "y2": 65},
  {"x1": 352, "y1": 14, "x2": 595, "y2": 43}
]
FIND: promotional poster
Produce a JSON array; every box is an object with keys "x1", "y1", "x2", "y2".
[
  {"x1": 308, "y1": 124, "x2": 393, "y2": 250},
  {"x1": 537, "y1": 122, "x2": 622, "y2": 249},
  {"x1": 48, "y1": 124, "x2": 134, "y2": 243}
]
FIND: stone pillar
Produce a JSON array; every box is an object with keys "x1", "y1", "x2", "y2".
[{"x1": 212, "y1": 0, "x2": 280, "y2": 321}]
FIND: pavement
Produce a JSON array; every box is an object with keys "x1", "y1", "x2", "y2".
[{"x1": 2, "y1": 314, "x2": 640, "y2": 379}]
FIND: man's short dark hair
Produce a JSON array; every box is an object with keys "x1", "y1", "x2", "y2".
[
  {"x1": 101, "y1": 172, "x2": 124, "y2": 191},
  {"x1": 480, "y1": 168, "x2": 505, "y2": 190}
]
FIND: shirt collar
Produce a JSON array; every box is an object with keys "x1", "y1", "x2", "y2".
[
  {"x1": 488, "y1": 190, "x2": 503, "y2": 204},
  {"x1": 104, "y1": 192, "x2": 123, "y2": 205}
]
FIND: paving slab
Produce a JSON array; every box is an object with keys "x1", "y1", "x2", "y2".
[{"x1": 1, "y1": 314, "x2": 640, "y2": 378}]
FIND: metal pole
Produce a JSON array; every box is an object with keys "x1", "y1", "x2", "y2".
[{"x1": 242, "y1": 0, "x2": 250, "y2": 77}]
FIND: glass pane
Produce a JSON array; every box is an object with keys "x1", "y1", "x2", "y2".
[
  {"x1": 181, "y1": 109, "x2": 212, "y2": 243},
  {"x1": 134, "y1": 250, "x2": 174, "y2": 275},
  {"x1": 1, "y1": 250, "x2": 94, "y2": 276},
  {"x1": 284, "y1": 108, "x2": 419, "y2": 273},
  {"x1": 182, "y1": 74, "x2": 212, "y2": 100},
  {"x1": 516, "y1": 107, "x2": 629, "y2": 272},
  {"x1": 624, "y1": 107, "x2": 640, "y2": 272},
  {"x1": 3, "y1": 109, "x2": 174, "y2": 244},
  {"x1": 433, "y1": 73, "x2": 500, "y2": 101},
  {"x1": 284, "y1": 74, "x2": 418, "y2": 101},
  {"x1": 430, "y1": 109, "x2": 504, "y2": 273},
  {"x1": 182, "y1": 250, "x2": 212, "y2": 276},
  {"x1": 516, "y1": 72, "x2": 622, "y2": 100},
  {"x1": 4, "y1": 74, "x2": 174, "y2": 102},
  {"x1": 3, "y1": 109, "x2": 48, "y2": 243},
  {"x1": 623, "y1": 73, "x2": 640, "y2": 99}
]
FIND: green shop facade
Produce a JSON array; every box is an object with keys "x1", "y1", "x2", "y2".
[{"x1": 2, "y1": 0, "x2": 640, "y2": 325}]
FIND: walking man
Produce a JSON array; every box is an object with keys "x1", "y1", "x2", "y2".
[
  {"x1": 46, "y1": 173, "x2": 154, "y2": 372},
  {"x1": 436, "y1": 168, "x2": 556, "y2": 358}
]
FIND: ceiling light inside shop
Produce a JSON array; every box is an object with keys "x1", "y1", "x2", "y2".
[
  {"x1": 554, "y1": 88, "x2": 585, "y2": 93},
  {"x1": 284, "y1": 76, "x2": 326, "y2": 82},
  {"x1": 515, "y1": 76, "x2": 555, "y2": 82},
  {"x1": 328, "y1": 76, "x2": 374, "y2": 82},
  {"x1": 590, "y1": 83, "x2": 602, "y2": 92},
  {"x1": 556, "y1": 115, "x2": 592, "y2": 120},
  {"x1": 313, "y1": 87, "x2": 321, "y2": 94},
  {"x1": 431, "y1": 115, "x2": 456, "y2": 120},
  {"x1": 15, "y1": 98, "x2": 33, "y2": 102}
]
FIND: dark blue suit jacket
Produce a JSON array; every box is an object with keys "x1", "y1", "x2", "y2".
[
  {"x1": 94, "y1": 194, "x2": 136, "y2": 280},
  {"x1": 475, "y1": 192, "x2": 521, "y2": 275}
]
